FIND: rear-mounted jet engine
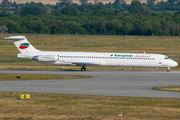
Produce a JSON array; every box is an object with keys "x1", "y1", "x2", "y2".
[{"x1": 32, "y1": 55, "x2": 59, "y2": 62}]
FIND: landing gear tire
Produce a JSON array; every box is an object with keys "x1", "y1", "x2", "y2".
[
  {"x1": 167, "y1": 69, "x2": 170, "y2": 72},
  {"x1": 81, "y1": 67, "x2": 86, "y2": 71}
]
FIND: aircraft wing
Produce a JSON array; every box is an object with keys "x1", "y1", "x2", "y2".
[{"x1": 71, "y1": 62, "x2": 101, "y2": 67}]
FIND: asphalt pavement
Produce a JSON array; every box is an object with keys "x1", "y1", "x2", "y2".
[{"x1": 0, "y1": 70, "x2": 179, "y2": 98}]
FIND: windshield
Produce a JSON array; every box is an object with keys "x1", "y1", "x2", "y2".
[{"x1": 164, "y1": 56, "x2": 169, "y2": 59}]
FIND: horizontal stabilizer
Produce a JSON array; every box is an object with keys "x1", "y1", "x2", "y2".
[{"x1": 4, "y1": 36, "x2": 25, "y2": 40}]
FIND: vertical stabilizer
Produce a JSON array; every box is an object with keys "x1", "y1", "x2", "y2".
[{"x1": 4, "y1": 36, "x2": 39, "y2": 54}]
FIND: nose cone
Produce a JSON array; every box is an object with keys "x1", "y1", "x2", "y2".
[
  {"x1": 171, "y1": 61, "x2": 178, "y2": 67},
  {"x1": 174, "y1": 61, "x2": 178, "y2": 67},
  {"x1": 168, "y1": 60, "x2": 178, "y2": 67}
]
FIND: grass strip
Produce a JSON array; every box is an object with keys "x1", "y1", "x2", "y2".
[
  {"x1": 0, "y1": 92, "x2": 179, "y2": 120},
  {"x1": 154, "y1": 86, "x2": 180, "y2": 92},
  {"x1": 0, "y1": 73, "x2": 92, "y2": 80}
]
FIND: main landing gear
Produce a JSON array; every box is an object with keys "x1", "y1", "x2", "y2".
[{"x1": 81, "y1": 67, "x2": 86, "y2": 71}]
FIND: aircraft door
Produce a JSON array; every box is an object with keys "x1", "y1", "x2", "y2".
[{"x1": 158, "y1": 59, "x2": 162, "y2": 64}]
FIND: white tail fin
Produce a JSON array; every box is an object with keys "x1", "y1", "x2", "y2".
[{"x1": 5, "y1": 36, "x2": 39, "y2": 54}]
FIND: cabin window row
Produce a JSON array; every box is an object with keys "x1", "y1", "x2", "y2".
[{"x1": 59, "y1": 56, "x2": 155, "y2": 60}]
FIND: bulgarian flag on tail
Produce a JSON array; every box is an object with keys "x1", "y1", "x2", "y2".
[{"x1": 19, "y1": 43, "x2": 30, "y2": 49}]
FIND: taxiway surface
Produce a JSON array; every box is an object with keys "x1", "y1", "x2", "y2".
[{"x1": 0, "y1": 70, "x2": 179, "y2": 98}]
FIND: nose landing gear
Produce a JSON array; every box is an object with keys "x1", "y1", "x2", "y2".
[
  {"x1": 167, "y1": 67, "x2": 170, "y2": 72},
  {"x1": 81, "y1": 67, "x2": 86, "y2": 71}
]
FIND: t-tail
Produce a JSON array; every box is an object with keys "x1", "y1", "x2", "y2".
[
  {"x1": 5, "y1": 36, "x2": 39, "y2": 54},
  {"x1": 5, "y1": 36, "x2": 40, "y2": 59}
]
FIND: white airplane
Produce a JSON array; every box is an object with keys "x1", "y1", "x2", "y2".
[{"x1": 5, "y1": 36, "x2": 178, "y2": 72}]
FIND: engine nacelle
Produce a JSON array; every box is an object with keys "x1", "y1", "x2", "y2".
[{"x1": 32, "y1": 55, "x2": 59, "y2": 62}]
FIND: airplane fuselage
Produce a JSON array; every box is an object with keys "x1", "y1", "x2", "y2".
[
  {"x1": 19, "y1": 51, "x2": 178, "y2": 68},
  {"x1": 6, "y1": 36, "x2": 178, "y2": 72}
]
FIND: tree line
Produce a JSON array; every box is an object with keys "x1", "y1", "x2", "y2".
[
  {"x1": 0, "y1": 0, "x2": 180, "y2": 35},
  {"x1": 1, "y1": 0, "x2": 180, "y2": 12}
]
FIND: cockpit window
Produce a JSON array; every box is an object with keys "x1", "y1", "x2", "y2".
[{"x1": 164, "y1": 56, "x2": 169, "y2": 59}]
